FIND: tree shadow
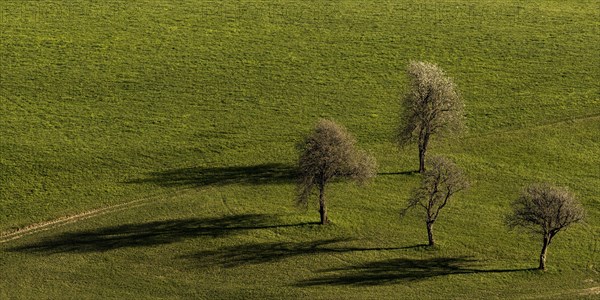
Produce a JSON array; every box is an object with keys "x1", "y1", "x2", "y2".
[
  {"x1": 296, "y1": 256, "x2": 537, "y2": 286},
  {"x1": 378, "y1": 170, "x2": 419, "y2": 176},
  {"x1": 9, "y1": 214, "x2": 312, "y2": 254},
  {"x1": 183, "y1": 240, "x2": 424, "y2": 268},
  {"x1": 127, "y1": 163, "x2": 298, "y2": 187}
]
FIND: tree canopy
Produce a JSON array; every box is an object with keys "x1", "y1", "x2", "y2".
[
  {"x1": 403, "y1": 156, "x2": 469, "y2": 246},
  {"x1": 297, "y1": 119, "x2": 376, "y2": 224},
  {"x1": 507, "y1": 183, "x2": 585, "y2": 270},
  {"x1": 398, "y1": 61, "x2": 465, "y2": 173}
]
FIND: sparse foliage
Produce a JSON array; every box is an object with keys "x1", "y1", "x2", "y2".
[
  {"x1": 297, "y1": 119, "x2": 377, "y2": 225},
  {"x1": 507, "y1": 183, "x2": 585, "y2": 271},
  {"x1": 402, "y1": 156, "x2": 469, "y2": 246},
  {"x1": 397, "y1": 61, "x2": 465, "y2": 173}
]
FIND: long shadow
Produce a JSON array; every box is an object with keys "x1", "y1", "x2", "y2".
[
  {"x1": 296, "y1": 257, "x2": 536, "y2": 286},
  {"x1": 183, "y1": 240, "x2": 423, "y2": 268},
  {"x1": 127, "y1": 163, "x2": 298, "y2": 187},
  {"x1": 378, "y1": 170, "x2": 419, "y2": 176},
  {"x1": 9, "y1": 214, "x2": 312, "y2": 254}
]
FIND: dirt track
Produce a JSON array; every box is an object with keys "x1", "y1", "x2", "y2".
[{"x1": 0, "y1": 198, "x2": 152, "y2": 244}]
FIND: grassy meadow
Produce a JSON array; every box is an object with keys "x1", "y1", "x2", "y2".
[{"x1": 1, "y1": 0, "x2": 599, "y2": 298}]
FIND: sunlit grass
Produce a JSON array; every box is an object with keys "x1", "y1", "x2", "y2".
[{"x1": 0, "y1": 0, "x2": 598, "y2": 298}]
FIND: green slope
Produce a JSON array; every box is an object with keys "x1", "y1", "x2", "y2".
[{"x1": 1, "y1": 0, "x2": 598, "y2": 298}]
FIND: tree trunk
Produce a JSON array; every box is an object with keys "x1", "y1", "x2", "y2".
[
  {"x1": 318, "y1": 183, "x2": 329, "y2": 225},
  {"x1": 426, "y1": 221, "x2": 435, "y2": 246},
  {"x1": 418, "y1": 131, "x2": 430, "y2": 173},
  {"x1": 539, "y1": 235, "x2": 551, "y2": 271},
  {"x1": 419, "y1": 147, "x2": 426, "y2": 174}
]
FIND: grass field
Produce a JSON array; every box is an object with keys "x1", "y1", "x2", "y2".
[{"x1": 1, "y1": 0, "x2": 599, "y2": 298}]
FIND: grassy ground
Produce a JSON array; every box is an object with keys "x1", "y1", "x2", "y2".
[{"x1": 1, "y1": 0, "x2": 599, "y2": 298}]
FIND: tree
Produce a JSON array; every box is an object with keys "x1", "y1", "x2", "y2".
[
  {"x1": 506, "y1": 183, "x2": 585, "y2": 271},
  {"x1": 397, "y1": 61, "x2": 465, "y2": 173},
  {"x1": 401, "y1": 156, "x2": 468, "y2": 246},
  {"x1": 297, "y1": 119, "x2": 377, "y2": 225}
]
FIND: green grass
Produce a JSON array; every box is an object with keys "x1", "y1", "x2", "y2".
[{"x1": 1, "y1": 0, "x2": 599, "y2": 298}]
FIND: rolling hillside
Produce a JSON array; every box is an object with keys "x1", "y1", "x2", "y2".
[{"x1": 1, "y1": 0, "x2": 598, "y2": 298}]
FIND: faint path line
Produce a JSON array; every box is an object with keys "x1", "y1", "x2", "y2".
[
  {"x1": 0, "y1": 199, "x2": 147, "y2": 244},
  {"x1": 580, "y1": 286, "x2": 600, "y2": 296},
  {"x1": 221, "y1": 192, "x2": 235, "y2": 215},
  {"x1": 0, "y1": 189, "x2": 192, "y2": 244},
  {"x1": 2, "y1": 96, "x2": 30, "y2": 113},
  {"x1": 524, "y1": 286, "x2": 600, "y2": 299},
  {"x1": 0, "y1": 203, "x2": 148, "y2": 244},
  {"x1": 464, "y1": 113, "x2": 600, "y2": 140}
]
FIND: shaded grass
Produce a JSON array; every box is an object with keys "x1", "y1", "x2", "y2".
[
  {"x1": 8, "y1": 214, "x2": 314, "y2": 254},
  {"x1": 184, "y1": 239, "x2": 426, "y2": 268},
  {"x1": 127, "y1": 163, "x2": 298, "y2": 187},
  {"x1": 296, "y1": 256, "x2": 536, "y2": 286}
]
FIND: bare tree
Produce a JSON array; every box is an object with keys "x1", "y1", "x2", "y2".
[
  {"x1": 507, "y1": 183, "x2": 585, "y2": 271},
  {"x1": 402, "y1": 156, "x2": 468, "y2": 246},
  {"x1": 297, "y1": 119, "x2": 377, "y2": 225},
  {"x1": 397, "y1": 61, "x2": 465, "y2": 173}
]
